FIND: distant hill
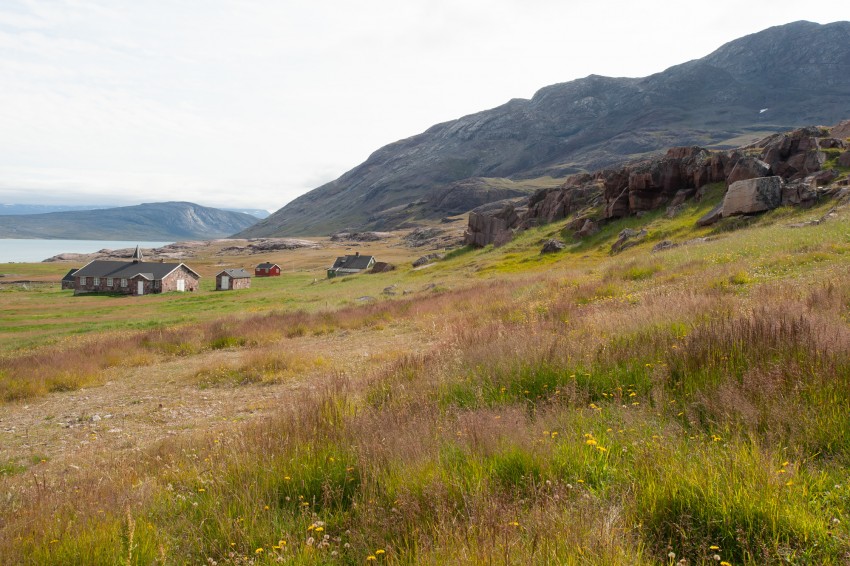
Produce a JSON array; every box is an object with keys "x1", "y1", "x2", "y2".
[
  {"x1": 223, "y1": 208, "x2": 271, "y2": 219},
  {"x1": 0, "y1": 204, "x2": 115, "y2": 215},
  {"x1": 0, "y1": 202, "x2": 259, "y2": 240},
  {"x1": 238, "y1": 20, "x2": 850, "y2": 237}
]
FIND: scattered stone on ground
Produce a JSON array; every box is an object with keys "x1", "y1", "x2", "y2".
[
  {"x1": 330, "y1": 231, "x2": 392, "y2": 242},
  {"x1": 412, "y1": 253, "x2": 444, "y2": 267},
  {"x1": 540, "y1": 239, "x2": 566, "y2": 254},
  {"x1": 611, "y1": 228, "x2": 647, "y2": 254}
]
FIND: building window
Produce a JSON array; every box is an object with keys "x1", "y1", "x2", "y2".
[
  {"x1": 106, "y1": 278, "x2": 113, "y2": 287},
  {"x1": 80, "y1": 276, "x2": 87, "y2": 285},
  {"x1": 121, "y1": 278, "x2": 127, "y2": 287},
  {"x1": 93, "y1": 277, "x2": 100, "y2": 286}
]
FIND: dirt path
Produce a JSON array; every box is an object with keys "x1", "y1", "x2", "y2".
[{"x1": 0, "y1": 321, "x2": 430, "y2": 478}]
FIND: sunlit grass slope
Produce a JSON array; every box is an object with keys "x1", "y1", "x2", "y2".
[{"x1": 2, "y1": 192, "x2": 850, "y2": 564}]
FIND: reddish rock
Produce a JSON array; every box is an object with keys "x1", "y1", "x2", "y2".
[
  {"x1": 781, "y1": 180, "x2": 818, "y2": 207},
  {"x1": 759, "y1": 127, "x2": 827, "y2": 179},
  {"x1": 524, "y1": 184, "x2": 600, "y2": 226},
  {"x1": 831, "y1": 120, "x2": 850, "y2": 140},
  {"x1": 807, "y1": 169, "x2": 839, "y2": 187},
  {"x1": 837, "y1": 151, "x2": 850, "y2": 168},
  {"x1": 726, "y1": 157, "x2": 771, "y2": 185},
  {"x1": 464, "y1": 202, "x2": 521, "y2": 247},
  {"x1": 575, "y1": 218, "x2": 599, "y2": 238},
  {"x1": 819, "y1": 138, "x2": 846, "y2": 149},
  {"x1": 603, "y1": 169, "x2": 631, "y2": 218}
]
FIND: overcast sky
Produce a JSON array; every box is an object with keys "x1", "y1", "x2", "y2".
[{"x1": 0, "y1": 2, "x2": 847, "y2": 212}]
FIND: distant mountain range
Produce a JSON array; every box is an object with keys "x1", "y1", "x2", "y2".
[
  {"x1": 0, "y1": 201, "x2": 259, "y2": 240},
  {"x1": 238, "y1": 20, "x2": 850, "y2": 237},
  {"x1": 1, "y1": 203, "x2": 270, "y2": 219}
]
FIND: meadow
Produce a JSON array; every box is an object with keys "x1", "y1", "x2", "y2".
[{"x1": 1, "y1": 193, "x2": 850, "y2": 564}]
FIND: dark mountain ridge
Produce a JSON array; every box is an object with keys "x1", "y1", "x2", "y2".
[
  {"x1": 240, "y1": 20, "x2": 850, "y2": 237},
  {"x1": 0, "y1": 201, "x2": 259, "y2": 240}
]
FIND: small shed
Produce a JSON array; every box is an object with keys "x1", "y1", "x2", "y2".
[
  {"x1": 255, "y1": 262, "x2": 281, "y2": 277},
  {"x1": 61, "y1": 268, "x2": 78, "y2": 290},
  {"x1": 216, "y1": 268, "x2": 252, "y2": 291},
  {"x1": 327, "y1": 252, "x2": 376, "y2": 278}
]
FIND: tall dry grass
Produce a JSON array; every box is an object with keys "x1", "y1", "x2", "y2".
[{"x1": 3, "y1": 268, "x2": 850, "y2": 563}]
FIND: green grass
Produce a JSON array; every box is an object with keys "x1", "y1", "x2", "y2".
[{"x1": 5, "y1": 196, "x2": 850, "y2": 563}]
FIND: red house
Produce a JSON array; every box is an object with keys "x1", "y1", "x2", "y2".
[{"x1": 255, "y1": 262, "x2": 281, "y2": 277}]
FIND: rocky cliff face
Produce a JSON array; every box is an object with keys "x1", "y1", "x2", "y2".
[
  {"x1": 464, "y1": 123, "x2": 850, "y2": 247},
  {"x1": 241, "y1": 20, "x2": 850, "y2": 238}
]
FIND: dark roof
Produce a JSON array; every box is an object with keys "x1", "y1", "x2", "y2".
[
  {"x1": 330, "y1": 254, "x2": 375, "y2": 270},
  {"x1": 218, "y1": 268, "x2": 251, "y2": 279},
  {"x1": 74, "y1": 260, "x2": 200, "y2": 280},
  {"x1": 256, "y1": 262, "x2": 279, "y2": 269},
  {"x1": 61, "y1": 268, "x2": 78, "y2": 282}
]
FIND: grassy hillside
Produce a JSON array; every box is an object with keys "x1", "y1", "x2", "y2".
[{"x1": 2, "y1": 192, "x2": 850, "y2": 564}]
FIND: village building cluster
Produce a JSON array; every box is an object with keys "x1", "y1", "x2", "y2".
[{"x1": 62, "y1": 246, "x2": 380, "y2": 296}]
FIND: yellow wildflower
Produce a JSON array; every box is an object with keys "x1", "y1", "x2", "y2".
[
  {"x1": 255, "y1": 547, "x2": 264, "y2": 554},
  {"x1": 367, "y1": 556, "x2": 377, "y2": 561},
  {"x1": 375, "y1": 549, "x2": 386, "y2": 555}
]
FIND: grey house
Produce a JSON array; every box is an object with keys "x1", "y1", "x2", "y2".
[
  {"x1": 72, "y1": 246, "x2": 200, "y2": 296},
  {"x1": 327, "y1": 252, "x2": 375, "y2": 278},
  {"x1": 216, "y1": 268, "x2": 252, "y2": 290}
]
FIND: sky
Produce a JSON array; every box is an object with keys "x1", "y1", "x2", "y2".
[{"x1": 0, "y1": 2, "x2": 848, "y2": 213}]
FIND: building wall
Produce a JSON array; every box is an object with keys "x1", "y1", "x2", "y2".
[
  {"x1": 216, "y1": 274, "x2": 251, "y2": 290},
  {"x1": 75, "y1": 276, "x2": 134, "y2": 295},
  {"x1": 161, "y1": 266, "x2": 199, "y2": 293},
  {"x1": 255, "y1": 266, "x2": 280, "y2": 277},
  {"x1": 75, "y1": 265, "x2": 198, "y2": 295},
  {"x1": 129, "y1": 276, "x2": 156, "y2": 296}
]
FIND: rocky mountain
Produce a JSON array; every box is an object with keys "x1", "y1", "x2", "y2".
[
  {"x1": 0, "y1": 201, "x2": 259, "y2": 240},
  {"x1": 238, "y1": 20, "x2": 850, "y2": 238}
]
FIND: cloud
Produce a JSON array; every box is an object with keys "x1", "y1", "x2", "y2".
[{"x1": 0, "y1": 1, "x2": 847, "y2": 210}]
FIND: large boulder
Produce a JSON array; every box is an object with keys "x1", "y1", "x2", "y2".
[
  {"x1": 838, "y1": 151, "x2": 850, "y2": 168},
  {"x1": 759, "y1": 127, "x2": 827, "y2": 179},
  {"x1": 781, "y1": 180, "x2": 819, "y2": 207},
  {"x1": 540, "y1": 239, "x2": 566, "y2": 254},
  {"x1": 722, "y1": 176, "x2": 783, "y2": 216},
  {"x1": 610, "y1": 228, "x2": 647, "y2": 254},
  {"x1": 832, "y1": 120, "x2": 850, "y2": 140},
  {"x1": 726, "y1": 156, "x2": 771, "y2": 185},
  {"x1": 696, "y1": 201, "x2": 724, "y2": 226},
  {"x1": 464, "y1": 201, "x2": 521, "y2": 247},
  {"x1": 523, "y1": 183, "x2": 601, "y2": 226}
]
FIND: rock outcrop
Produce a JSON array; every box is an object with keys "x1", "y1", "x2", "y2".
[
  {"x1": 464, "y1": 201, "x2": 523, "y2": 247},
  {"x1": 722, "y1": 177, "x2": 783, "y2": 216},
  {"x1": 465, "y1": 120, "x2": 850, "y2": 247},
  {"x1": 757, "y1": 127, "x2": 827, "y2": 179}
]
